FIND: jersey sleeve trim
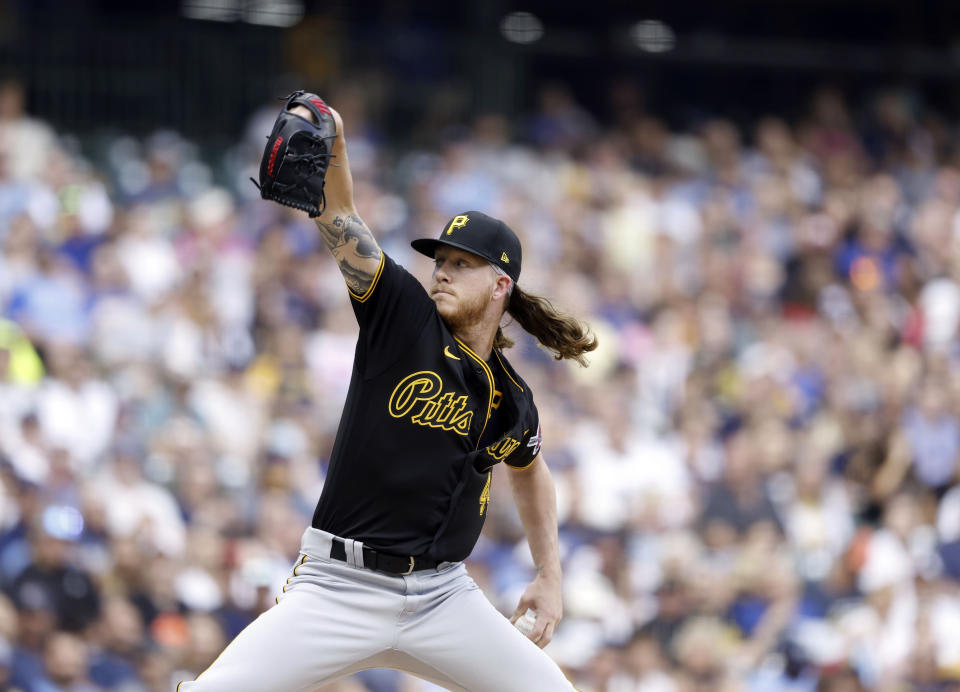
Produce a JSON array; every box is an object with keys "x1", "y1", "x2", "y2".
[
  {"x1": 504, "y1": 420, "x2": 541, "y2": 470},
  {"x1": 348, "y1": 253, "x2": 386, "y2": 303},
  {"x1": 504, "y1": 455, "x2": 538, "y2": 471}
]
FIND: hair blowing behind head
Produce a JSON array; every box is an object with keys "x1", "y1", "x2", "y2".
[{"x1": 493, "y1": 286, "x2": 598, "y2": 366}]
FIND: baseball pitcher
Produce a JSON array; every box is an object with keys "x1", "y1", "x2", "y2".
[{"x1": 178, "y1": 92, "x2": 597, "y2": 692}]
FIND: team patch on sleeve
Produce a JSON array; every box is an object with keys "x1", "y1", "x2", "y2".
[
  {"x1": 527, "y1": 422, "x2": 542, "y2": 457},
  {"x1": 501, "y1": 422, "x2": 542, "y2": 470}
]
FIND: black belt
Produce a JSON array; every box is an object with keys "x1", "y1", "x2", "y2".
[{"x1": 330, "y1": 538, "x2": 439, "y2": 576}]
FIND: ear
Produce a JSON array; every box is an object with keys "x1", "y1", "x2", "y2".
[{"x1": 491, "y1": 275, "x2": 512, "y2": 302}]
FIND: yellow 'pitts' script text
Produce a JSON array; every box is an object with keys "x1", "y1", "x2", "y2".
[{"x1": 388, "y1": 371, "x2": 474, "y2": 436}]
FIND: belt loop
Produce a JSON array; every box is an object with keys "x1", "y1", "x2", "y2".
[
  {"x1": 342, "y1": 538, "x2": 357, "y2": 567},
  {"x1": 352, "y1": 539, "x2": 365, "y2": 568}
]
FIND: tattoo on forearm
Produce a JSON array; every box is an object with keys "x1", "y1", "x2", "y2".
[{"x1": 316, "y1": 214, "x2": 382, "y2": 294}]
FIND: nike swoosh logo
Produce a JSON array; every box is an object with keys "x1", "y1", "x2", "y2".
[{"x1": 444, "y1": 346, "x2": 460, "y2": 360}]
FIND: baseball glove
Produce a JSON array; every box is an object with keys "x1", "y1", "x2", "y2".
[{"x1": 252, "y1": 91, "x2": 337, "y2": 217}]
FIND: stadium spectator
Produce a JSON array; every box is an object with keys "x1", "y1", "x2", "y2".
[{"x1": 2, "y1": 75, "x2": 960, "y2": 690}]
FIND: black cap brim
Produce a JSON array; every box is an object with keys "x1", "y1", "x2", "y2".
[{"x1": 410, "y1": 238, "x2": 500, "y2": 268}]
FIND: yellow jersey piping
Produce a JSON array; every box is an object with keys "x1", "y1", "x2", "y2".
[
  {"x1": 453, "y1": 337, "x2": 494, "y2": 448},
  {"x1": 348, "y1": 253, "x2": 385, "y2": 303},
  {"x1": 282, "y1": 555, "x2": 308, "y2": 593},
  {"x1": 493, "y1": 350, "x2": 524, "y2": 392},
  {"x1": 505, "y1": 455, "x2": 539, "y2": 471}
]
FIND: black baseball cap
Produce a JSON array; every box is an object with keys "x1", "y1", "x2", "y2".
[{"x1": 411, "y1": 211, "x2": 522, "y2": 283}]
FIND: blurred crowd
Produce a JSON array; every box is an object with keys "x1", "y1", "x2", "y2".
[{"x1": 1, "y1": 71, "x2": 960, "y2": 692}]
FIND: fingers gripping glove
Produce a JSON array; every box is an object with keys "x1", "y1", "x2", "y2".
[{"x1": 253, "y1": 91, "x2": 336, "y2": 217}]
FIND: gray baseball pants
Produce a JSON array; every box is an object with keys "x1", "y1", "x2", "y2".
[{"x1": 176, "y1": 528, "x2": 575, "y2": 691}]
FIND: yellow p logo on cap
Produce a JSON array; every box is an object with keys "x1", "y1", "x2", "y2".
[{"x1": 445, "y1": 215, "x2": 469, "y2": 235}]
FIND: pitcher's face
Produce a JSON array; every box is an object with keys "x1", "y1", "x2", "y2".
[{"x1": 430, "y1": 247, "x2": 498, "y2": 330}]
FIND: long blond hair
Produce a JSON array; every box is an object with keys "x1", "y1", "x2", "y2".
[{"x1": 493, "y1": 285, "x2": 598, "y2": 366}]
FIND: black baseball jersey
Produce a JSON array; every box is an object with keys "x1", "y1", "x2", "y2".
[{"x1": 311, "y1": 253, "x2": 542, "y2": 562}]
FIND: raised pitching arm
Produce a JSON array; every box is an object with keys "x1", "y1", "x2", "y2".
[{"x1": 290, "y1": 104, "x2": 382, "y2": 296}]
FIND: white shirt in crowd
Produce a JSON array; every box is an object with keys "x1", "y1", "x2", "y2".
[{"x1": 36, "y1": 377, "x2": 118, "y2": 473}]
